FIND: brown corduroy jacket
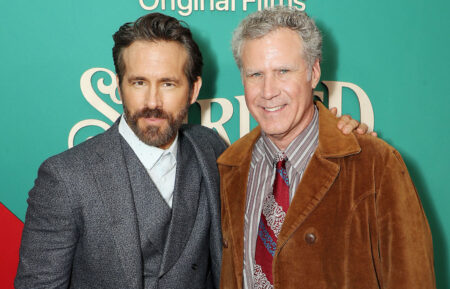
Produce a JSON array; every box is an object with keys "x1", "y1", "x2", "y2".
[{"x1": 217, "y1": 102, "x2": 435, "y2": 289}]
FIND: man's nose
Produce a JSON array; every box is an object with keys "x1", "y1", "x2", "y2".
[
  {"x1": 145, "y1": 87, "x2": 162, "y2": 109},
  {"x1": 262, "y1": 74, "x2": 280, "y2": 100}
]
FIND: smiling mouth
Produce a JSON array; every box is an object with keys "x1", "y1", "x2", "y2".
[{"x1": 264, "y1": 105, "x2": 285, "y2": 112}]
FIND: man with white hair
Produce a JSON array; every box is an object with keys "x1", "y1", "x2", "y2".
[{"x1": 218, "y1": 6, "x2": 435, "y2": 289}]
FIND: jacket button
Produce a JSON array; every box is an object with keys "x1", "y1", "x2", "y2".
[
  {"x1": 191, "y1": 264, "x2": 198, "y2": 270},
  {"x1": 305, "y1": 233, "x2": 316, "y2": 244},
  {"x1": 223, "y1": 239, "x2": 228, "y2": 248}
]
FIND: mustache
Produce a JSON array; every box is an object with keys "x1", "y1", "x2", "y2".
[{"x1": 134, "y1": 107, "x2": 170, "y2": 120}]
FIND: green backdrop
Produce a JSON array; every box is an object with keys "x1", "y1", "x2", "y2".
[{"x1": 1, "y1": 0, "x2": 449, "y2": 287}]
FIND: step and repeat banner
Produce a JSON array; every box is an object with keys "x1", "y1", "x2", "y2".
[{"x1": 1, "y1": 0, "x2": 449, "y2": 287}]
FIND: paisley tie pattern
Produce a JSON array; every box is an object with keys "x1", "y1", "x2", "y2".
[{"x1": 254, "y1": 157, "x2": 289, "y2": 288}]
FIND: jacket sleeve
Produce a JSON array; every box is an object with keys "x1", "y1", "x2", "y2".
[
  {"x1": 375, "y1": 149, "x2": 435, "y2": 288},
  {"x1": 15, "y1": 158, "x2": 79, "y2": 289}
]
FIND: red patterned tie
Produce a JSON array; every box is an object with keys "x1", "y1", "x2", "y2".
[{"x1": 254, "y1": 157, "x2": 290, "y2": 287}]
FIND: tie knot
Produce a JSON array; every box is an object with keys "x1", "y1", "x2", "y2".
[{"x1": 275, "y1": 152, "x2": 287, "y2": 169}]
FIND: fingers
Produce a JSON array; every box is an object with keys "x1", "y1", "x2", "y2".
[
  {"x1": 338, "y1": 115, "x2": 359, "y2": 134},
  {"x1": 356, "y1": 123, "x2": 368, "y2": 135},
  {"x1": 337, "y1": 115, "x2": 352, "y2": 130},
  {"x1": 357, "y1": 124, "x2": 378, "y2": 137},
  {"x1": 330, "y1": 107, "x2": 338, "y2": 116},
  {"x1": 342, "y1": 119, "x2": 359, "y2": 134},
  {"x1": 337, "y1": 114, "x2": 378, "y2": 136}
]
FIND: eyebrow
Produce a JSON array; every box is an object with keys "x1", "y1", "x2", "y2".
[
  {"x1": 243, "y1": 69, "x2": 260, "y2": 75},
  {"x1": 126, "y1": 75, "x2": 181, "y2": 83},
  {"x1": 160, "y1": 77, "x2": 180, "y2": 83},
  {"x1": 127, "y1": 75, "x2": 146, "y2": 82}
]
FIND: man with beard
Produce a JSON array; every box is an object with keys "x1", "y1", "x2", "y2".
[
  {"x1": 16, "y1": 12, "x2": 366, "y2": 289},
  {"x1": 15, "y1": 13, "x2": 227, "y2": 289}
]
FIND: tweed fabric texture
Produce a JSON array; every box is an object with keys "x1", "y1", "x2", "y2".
[{"x1": 15, "y1": 121, "x2": 227, "y2": 289}]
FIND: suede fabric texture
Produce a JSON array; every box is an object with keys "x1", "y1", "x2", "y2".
[{"x1": 218, "y1": 102, "x2": 435, "y2": 289}]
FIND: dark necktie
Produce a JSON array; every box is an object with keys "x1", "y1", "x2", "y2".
[{"x1": 254, "y1": 156, "x2": 290, "y2": 287}]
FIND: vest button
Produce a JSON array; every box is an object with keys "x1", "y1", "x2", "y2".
[
  {"x1": 191, "y1": 263, "x2": 198, "y2": 270},
  {"x1": 305, "y1": 233, "x2": 316, "y2": 244}
]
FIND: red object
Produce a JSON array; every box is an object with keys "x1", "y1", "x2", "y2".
[
  {"x1": 254, "y1": 158, "x2": 290, "y2": 286},
  {"x1": 0, "y1": 202, "x2": 24, "y2": 289}
]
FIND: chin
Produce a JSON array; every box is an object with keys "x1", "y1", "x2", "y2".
[{"x1": 261, "y1": 128, "x2": 287, "y2": 138}]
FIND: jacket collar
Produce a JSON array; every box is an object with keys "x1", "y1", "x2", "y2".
[
  {"x1": 315, "y1": 101, "x2": 361, "y2": 158},
  {"x1": 217, "y1": 126, "x2": 260, "y2": 167}
]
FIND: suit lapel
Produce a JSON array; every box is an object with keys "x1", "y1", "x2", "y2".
[
  {"x1": 223, "y1": 162, "x2": 251, "y2": 287},
  {"x1": 276, "y1": 153, "x2": 339, "y2": 250},
  {"x1": 277, "y1": 102, "x2": 361, "y2": 252},
  {"x1": 217, "y1": 128, "x2": 260, "y2": 288},
  {"x1": 90, "y1": 123, "x2": 143, "y2": 289},
  {"x1": 159, "y1": 132, "x2": 201, "y2": 276},
  {"x1": 219, "y1": 129, "x2": 339, "y2": 282},
  {"x1": 181, "y1": 125, "x2": 226, "y2": 288}
]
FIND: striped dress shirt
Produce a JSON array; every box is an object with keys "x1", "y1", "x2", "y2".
[{"x1": 243, "y1": 106, "x2": 319, "y2": 288}]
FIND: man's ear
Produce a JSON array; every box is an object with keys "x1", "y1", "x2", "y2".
[
  {"x1": 116, "y1": 75, "x2": 122, "y2": 100},
  {"x1": 189, "y1": 76, "x2": 202, "y2": 104},
  {"x1": 311, "y1": 59, "x2": 321, "y2": 89}
]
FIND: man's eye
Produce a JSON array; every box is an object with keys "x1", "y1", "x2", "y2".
[
  {"x1": 133, "y1": 80, "x2": 145, "y2": 86},
  {"x1": 279, "y1": 69, "x2": 289, "y2": 74},
  {"x1": 162, "y1": 82, "x2": 175, "y2": 87},
  {"x1": 248, "y1": 72, "x2": 262, "y2": 78}
]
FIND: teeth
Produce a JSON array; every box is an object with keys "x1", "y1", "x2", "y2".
[{"x1": 265, "y1": 105, "x2": 284, "y2": 112}]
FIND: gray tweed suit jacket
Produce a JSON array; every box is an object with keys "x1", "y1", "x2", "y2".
[{"x1": 15, "y1": 122, "x2": 227, "y2": 289}]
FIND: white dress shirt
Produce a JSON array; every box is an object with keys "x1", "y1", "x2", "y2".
[{"x1": 118, "y1": 115, "x2": 178, "y2": 208}]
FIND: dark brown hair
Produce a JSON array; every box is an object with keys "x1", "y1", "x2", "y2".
[{"x1": 112, "y1": 13, "x2": 203, "y2": 89}]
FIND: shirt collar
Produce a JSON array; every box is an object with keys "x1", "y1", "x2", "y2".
[
  {"x1": 118, "y1": 114, "x2": 178, "y2": 170},
  {"x1": 261, "y1": 105, "x2": 318, "y2": 170}
]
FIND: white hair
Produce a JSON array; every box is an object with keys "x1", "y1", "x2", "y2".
[{"x1": 232, "y1": 6, "x2": 322, "y2": 74}]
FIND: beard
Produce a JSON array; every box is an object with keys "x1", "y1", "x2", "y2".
[{"x1": 124, "y1": 103, "x2": 189, "y2": 148}]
